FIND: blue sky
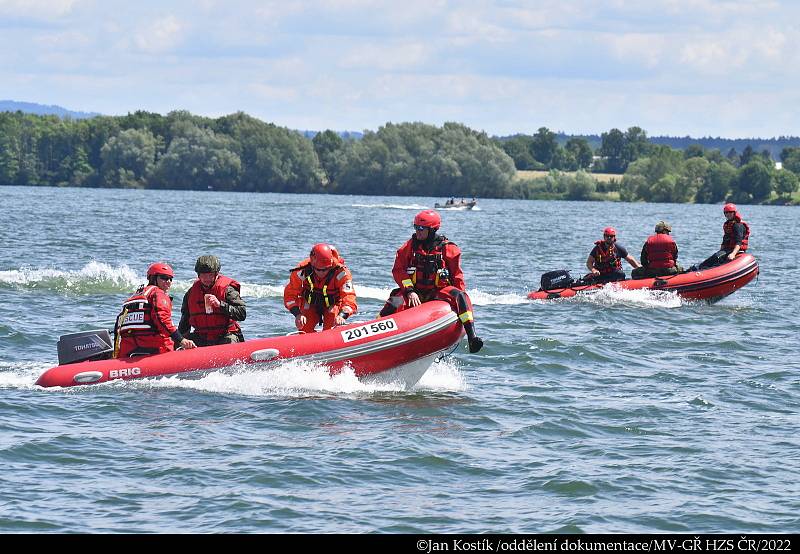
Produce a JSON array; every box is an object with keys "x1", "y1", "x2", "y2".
[{"x1": 1, "y1": 0, "x2": 798, "y2": 138}]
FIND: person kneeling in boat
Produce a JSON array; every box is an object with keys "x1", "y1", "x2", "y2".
[
  {"x1": 631, "y1": 221, "x2": 683, "y2": 279},
  {"x1": 379, "y1": 209, "x2": 483, "y2": 353},
  {"x1": 178, "y1": 255, "x2": 246, "y2": 346},
  {"x1": 584, "y1": 227, "x2": 641, "y2": 284},
  {"x1": 114, "y1": 262, "x2": 196, "y2": 358},
  {"x1": 284, "y1": 243, "x2": 357, "y2": 333},
  {"x1": 697, "y1": 203, "x2": 751, "y2": 270}
]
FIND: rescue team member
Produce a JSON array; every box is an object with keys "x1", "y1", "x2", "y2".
[
  {"x1": 585, "y1": 227, "x2": 641, "y2": 284},
  {"x1": 284, "y1": 243, "x2": 357, "y2": 333},
  {"x1": 179, "y1": 255, "x2": 246, "y2": 346},
  {"x1": 379, "y1": 210, "x2": 483, "y2": 354},
  {"x1": 631, "y1": 221, "x2": 683, "y2": 279},
  {"x1": 698, "y1": 203, "x2": 751, "y2": 270},
  {"x1": 114, "y1": 262, "x2": 196, "y2": 358}
]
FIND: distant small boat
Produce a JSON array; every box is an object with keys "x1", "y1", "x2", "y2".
[{"x1": 435, "y1": 199, "x2": 477, "y2": 210}]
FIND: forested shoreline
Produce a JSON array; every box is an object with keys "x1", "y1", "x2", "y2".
[{"x1": 1, "y1": 110, "x2": 798, "y2": 204}]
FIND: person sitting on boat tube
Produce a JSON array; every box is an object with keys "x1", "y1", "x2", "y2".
[
  {"x1": 178, "y1": 255, "x2": 246, "y2": 346},
  {"x1": 631, "y1": 221, "x2": 683, "y2": 279},
  {"x1": 378, "y1": 209, "x2": 483, "y2": 353},
  {"x1": 284, "y1": 243, "x2": 357, "y2": 333},
  {"x1": 114, "y1": 262, "x2": 196, "y2": 358},
  {"x1": 697, "y1": 203, "x2": 751, "y2": 270},
  {"x1": 584, "y1": 227, "x2": 641, "y2": 284}
]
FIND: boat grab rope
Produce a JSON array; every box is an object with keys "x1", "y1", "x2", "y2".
[{"x1": 435, "y1": 340, "x2": 462, "y2": 363}]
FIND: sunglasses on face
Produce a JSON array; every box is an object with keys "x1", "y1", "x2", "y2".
[
  {"x1": 724, "y1": 211, "x2": 735, "y2": 214},
  {"x1": 158, "y1": 275, "x2": 173, "y2": 281},
  {"x1": 604, "y1": 234, "x2": 616, "y2": 238},
  {"x1": 414, "y1": 225, "x2": 432, "y2": 231}
]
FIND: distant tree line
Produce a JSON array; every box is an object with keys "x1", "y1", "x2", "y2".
[
  {"x1": 1, "y1": 110, "x2": 798, "y2": 203},
  {"x1": 497, "y1": 126, "x2": 800, "y2": 204}
]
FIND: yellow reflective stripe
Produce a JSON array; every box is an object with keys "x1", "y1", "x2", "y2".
[
  {"x1": 322, "y1": 285, "x2": 330, "y2": 307},
  {"x1": 402, "y1": 279, "x2": 413, "y2": 288},
  {"x1": 458, "y1": 311, "x2": 473, "y2": 323}
]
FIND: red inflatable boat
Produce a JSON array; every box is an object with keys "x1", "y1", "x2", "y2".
[
  {"x1": 37, "y1": 301, "x2": 464, "y2": 389},
  {"x1": 528, "y1": 254, "x2": 759, "y2": 303}
]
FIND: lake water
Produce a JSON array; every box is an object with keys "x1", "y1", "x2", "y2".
[{"x1": 0, "y1": 186, "x2": 797, "y2": 533}]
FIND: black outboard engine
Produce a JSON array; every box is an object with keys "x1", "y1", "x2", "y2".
[
  {"x1": 57, "y1": 330, "x2": 114, "y2": 365},
  {"x1": 540, "y1": 269, "x2": 574, "y2": 290}
]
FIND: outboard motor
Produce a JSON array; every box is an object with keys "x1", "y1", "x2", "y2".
[
  {"x1": 540, "y1": 269, "x2": 573, "y2": 290},
  {"x1": 57, "y1": 330, "x2": 114, "y2": 365}
]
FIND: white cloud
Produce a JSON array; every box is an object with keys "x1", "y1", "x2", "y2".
[
  {"x1": 133, "y1": 15, "x2": 185, "y2": 54},
  {"x1": 0, "y1": 0, "x2": 79, "y2": 19}
]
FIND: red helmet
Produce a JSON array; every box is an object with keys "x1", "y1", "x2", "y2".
[
  {"x1": 723, "y1": 203, "x2": 737, "y2": 213},
  {"x1": 147, "y1": 262, "x2": 174, "y2": 279},
  {"x1": 414, "y1": 210, "x2": 441, "y2": 230},
  {"x1": 603, "y1": 227, "x2": 617, "y2": 237},
  {"x1": 309, "y1": 243, "x2": 336, "y2": 269}
]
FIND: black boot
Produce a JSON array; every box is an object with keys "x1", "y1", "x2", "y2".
[{"x1": 463, "y1": 322, "x2": 484, "y2": 353}]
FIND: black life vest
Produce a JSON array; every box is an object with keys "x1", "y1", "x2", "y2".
[
  {"x1": 115, "y1": 285, "x2": 159, "y2": 337},
  {"x1": 410, "y1": 235, "x2": 453, "y2": 290}
]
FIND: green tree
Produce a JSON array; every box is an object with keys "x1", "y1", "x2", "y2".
[
  {"x1": 153, "y1": 123, "x2": 241, "y2": 191},
  {"x1": 696, "y1": 162, "x2": 735, "y2": 203},
  {"x1": 312, "y1": 130, "x2": 345, "y2": 185},
  {"x1": 734, "y1": 161, "x2": 773, "y2": 203},
  {"x1": 565, "y1": 137, "x2": 593, "y2": 169},
  {"x1": 599, "y1": 128, "x2": 626, "y2": 173},
  {"x1": 100, "y1": 128, "x2": 157, "y2": 187},
  {"x1": 530, "y1": 127, "x2": 558, "y2": 167},
  {"x1": 775, "y1": 170, "x2": 799, "y2": 198}
]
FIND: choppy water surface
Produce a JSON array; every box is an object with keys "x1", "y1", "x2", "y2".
[{"x1": 0, "y1": 186, "x2": 798, "y2": 533}]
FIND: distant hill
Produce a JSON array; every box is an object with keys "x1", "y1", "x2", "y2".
[{"x1": 0, "y1": 100, "x2": 100, "y2": 119}]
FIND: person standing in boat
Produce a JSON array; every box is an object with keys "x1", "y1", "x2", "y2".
[
  {"x1": 114, "y1": 262, "x2": 196, "y2": 358},
  {"x1": 379, "y1": 209, "x2": 483, "y2": 353},
  {"x1": 584, "y1": 227, "x2": 641, "y2": 283},
  {"x1": 284, "y1": 243, "x2": 357, "y2": 333},
  {"x1": 179, "y1": 255, "x2": 246, "y2": 346},
  {"x1": 631, "y1": 221, "x2": 683, "y2": 279},
  {"x1": 698, "y1": 203, "x2": 751, "y2": 270}
]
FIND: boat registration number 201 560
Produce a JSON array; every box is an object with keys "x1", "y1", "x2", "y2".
[{"x1": 341, "y1": 319, "x2": 397, "y2": 343}]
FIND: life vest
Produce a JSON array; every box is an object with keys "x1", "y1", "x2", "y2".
[
  {"x1": 115, "y1": 285, "x2": 160, "y2": 337},
  {"x1": 409, "y1": 235, "x2": 453, "y2": 291},
  {"x1": 186, "y1": 275, "x2": 241, "y2": 341},
  {"x1": 593, "y1": 240, "x2": 622, "y2": 274},
  {"x1": 644, "y1": 234, "x2": 677, "y2": 269},
  {"x1": 722, "y1": 217, "x2": 750, "y2": 252},
  {"x1": 294, "y1": 263, "x2": 347, "y2": 310}
]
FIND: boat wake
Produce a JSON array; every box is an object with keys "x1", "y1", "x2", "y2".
[
  {"x1": 350, "y1": 203, "x2": 430, "y2": 211},
  {"x1": 572, "y1": 285, "x2": 684, "y2": 308},
  {"x1": 2, "y1": 357, "x2": 467, "y2": 396},
  {"x1": 0, "y1": 263, "x2": 527, "y2": 307}
]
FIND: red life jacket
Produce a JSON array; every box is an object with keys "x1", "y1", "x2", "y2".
[
  {"x1": 116, "y1": 285, "x2": 161, "y2": 336},
  {"x1": 410, "y1": 236, "x2": 453, "y2": 291},
  {"x1": 186, "y1": 275, "x2": 241, "y2": 341},
  {"x1": 722, "y1": 216, "x2": 750, "y2": 252},
  {"x1": 593, "y1": 240, "x2": 622, "y2": 274},
  {"x1": 644, "y1": 233, "x2": 677, "y2": 269}
]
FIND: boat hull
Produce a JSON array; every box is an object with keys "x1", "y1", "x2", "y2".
[
  {"x1": 527, "y1": 254, "x2": 759, "y2": 303},
  {"x1": 37, "y1": 301, "x2": 464, "y2": 389}
]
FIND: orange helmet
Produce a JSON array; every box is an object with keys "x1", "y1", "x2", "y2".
[
  {"x1": 147, "y1": 262, "x2": 174, "y2": 279},
  {"x1": 413, "y1": 210, "x2": 441, "y2": 230},
  {"x1": 603, "y1": 227, "x2": 616, "y2": 237},
  {"x1": 309, "y1": 243, "x2": 336, "y2": 269},
  {"x1": 723, "y1": 203, "x2": 737, "y2": 213}
]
